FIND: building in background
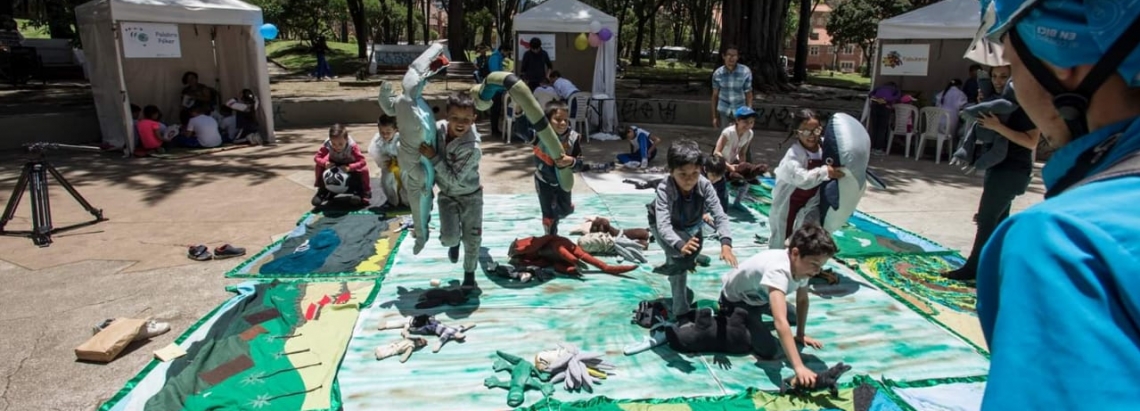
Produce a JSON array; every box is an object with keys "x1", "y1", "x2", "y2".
[{"x1": 783, "y1": 3, "x2": 866, "y2": 73}]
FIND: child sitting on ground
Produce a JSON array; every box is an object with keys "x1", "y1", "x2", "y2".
[
  {"x1": 421, "y1": 92, "x2": 484, "y2": 295},
  {"x1": 616, "y1": 125, "x2": 661, "y2": 168},
  {"x1": 533, "y1": 100, "x2": 584, "y2": 235},
  {"x1": 719, "y1": 222, "x2": 837, "y2": 387},
  {"x1": 313, "y1": 124, "x2": 371, "y2": 206},
  {"x1": 368, "y1": 114, "x2": 408, "y2": 209},
  {"x1": 649, "y1": 139, "x2": 737, "y2": 324},
  {"x1": 175, "y1": 105, "x2": 223, "y2": 148},
  {"x1": 134, "y1": 105, "x2": 167, "y2": 157}
]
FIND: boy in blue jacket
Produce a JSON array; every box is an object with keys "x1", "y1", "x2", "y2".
[{"x1": 968, "y1": 1, "x2": 1140, "y2": 409}]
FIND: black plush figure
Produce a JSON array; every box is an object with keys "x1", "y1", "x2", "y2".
[{"x1": 780, "y1": 362, "x2": 853, "y2": 397}]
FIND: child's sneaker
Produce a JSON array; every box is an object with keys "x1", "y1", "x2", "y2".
[
  {"x1": 213, "y1": 244, "x2": 246, "y2": 259},
  {"x1": 188, "y1": 245, "x2": 212, "y2": 261},
  {"x1": 623, "y1": 326, "x2": 668, "y2": 355}
]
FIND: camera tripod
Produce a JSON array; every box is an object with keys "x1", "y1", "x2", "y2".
[{"x1": 0, "y1": 143, "x2": 106, "y2": 247}]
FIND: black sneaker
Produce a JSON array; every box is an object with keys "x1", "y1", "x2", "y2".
[
  {"x1": 214, "y1": 244, "x2": 247, "y2": 259},
  {"x1": 448, "y1": 246, "x2": 460, "y2": 263},
  {"x1": 942, "y1": 267, "x2": 976, "y2": 282}
]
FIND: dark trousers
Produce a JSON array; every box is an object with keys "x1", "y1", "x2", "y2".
[
  {"x1": 536, "y1": 177, "x2": 573, "y2": 235},
  {"x1": 489, "y1": 91, "x2": 504, "y2": 134},
  {"x1": 870, "y1": 103, "x2": 892, "y2": 151},
  {"x1": 718, "y1": 294, "x2": 798, "y2": 358},
  {"x1": 961, "y1": 167, "x2": 1032, "y2": 273}
]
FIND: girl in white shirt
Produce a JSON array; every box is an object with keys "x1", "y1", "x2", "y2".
[{"x1": 714, "y1": 106, "x2": 758, "y2": 171}]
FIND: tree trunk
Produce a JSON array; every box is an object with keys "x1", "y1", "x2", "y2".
[
  {"x1": 0, "y1": 0, "x2": 12, "y2": 18},
  {"x1": 482, "y1": 19, "x2": 493, "y2": 47},
  {"x1": 862, "y1": 42, "x2": 874, "y2": 76},
  {"x1": 648, "y1": 10, "x2": 658, "y2": 65},
  {"x1": 347, "y1": 0, "x2": 369, "y2": 58},
  {"x1": 45, "y1": 0, "x2": 76, "y2": 40},
  {"x1": 406, "y1": 0, "x2": 416, "y2": 44},
  {"x1": 448, "y1": 0, "x2": 466, "y2": 61},
  {"x1": 725, "y1": 0, "x2": 793, "y2": 91},
  {"x1": 684, "y1": 0, "x2": 713, "y2": 67},
  {"x1": 792, "y1": 0, "x2": 810, "y2": 82},
  {"x1": 630, "y1": 0, "x2": 652, "y2": 66},
  {"x1": 422, "y1": 0, "x2": 430, "y2": 44}
]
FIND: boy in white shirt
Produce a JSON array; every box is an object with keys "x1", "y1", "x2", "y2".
[
  {"x1": 176, "y1": 105, "x2": 223, "y2": 148},
  {"x1": 719, "y1": 222, "x2": 837, "y2": 388}
]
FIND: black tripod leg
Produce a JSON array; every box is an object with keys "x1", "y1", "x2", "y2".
[
  {"x1": 0, "y1": 163, "x2": 33, "y2": 232},
  {"x1": 29, "y1": 164, "x2": 52, "y2": 246},
  {"x1": 45, "y1": 162, "x2": 104, "y2": 220}
]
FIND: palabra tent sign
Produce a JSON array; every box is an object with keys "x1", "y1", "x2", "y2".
[
  {"x1": 879, "y1": 44, "x2": 929, "y2": 76},
  {"x1": 121, "y1": 22, "x2": 181, "y2": 58},
  {"x1": 517, "y1": 33, "x2": 557, "y2": 61}
]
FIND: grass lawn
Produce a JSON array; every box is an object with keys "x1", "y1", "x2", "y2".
[
  {"x1": 16, "y1": 19, "x2": 52, "y2": 39},
  {"x1": 806, "y1": 70, "x2": 871, "y2": 90},
  {"x1": 622, "y1": 61, "x2": 714, "y2": 82},
  {"x1": 266, "y1": 40, "x2": 367, "y2": 77}
]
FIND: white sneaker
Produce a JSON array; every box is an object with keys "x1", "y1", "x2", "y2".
[{"x1": 136, "y1": 320, "x2": 171, "y2": 340}]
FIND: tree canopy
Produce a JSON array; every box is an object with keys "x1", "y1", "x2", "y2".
[{"x1": 826, "y1": 0, "x2": 911, "y2": 75}]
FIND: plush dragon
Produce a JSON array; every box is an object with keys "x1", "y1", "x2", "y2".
[
  {"x1": 508, "y1": 235, "x2": 638, "y2": 276},
  {"x1": 377, "y1": 43, "x2": 450, "y2": 254},
  {"x1": 469, "y1": 71, "x2": 573, "y2": 191},
  {"x1": 485, "y1": 350, "x2": 555, "y2": 407}
]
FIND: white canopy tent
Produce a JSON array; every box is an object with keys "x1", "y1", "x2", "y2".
[
  {"x1": 863, "y1": 0, "x2": 981, "y2": 121},
  {"x1": 514, "y1": 0, "x2": 618, "y2": 133},
  {"x1": 75, "y1": 0, "x2": 274, "y2": 153}
]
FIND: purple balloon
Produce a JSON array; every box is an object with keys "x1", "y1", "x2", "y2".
[{"x1": 598, "y1": 27, "x2": 613, "y2": 42}]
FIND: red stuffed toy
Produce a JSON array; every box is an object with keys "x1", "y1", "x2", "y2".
[{"x1": 509, "y1": 235, "x2": 638, "y2": 276}]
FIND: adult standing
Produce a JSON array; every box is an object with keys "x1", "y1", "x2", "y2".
[
  {"x1": 942, "y1": 66, "x2": 1037, "y2": 281},
  {"x1": 867, "y1": 82, "x2": 901, "y2": 155},
  {"x1": 312, "y1": 35, "x2": 333, "y2": 81},
  {"x1": 710, "y1": 45, "x2": 754, "y2": 130},
  {"x1": 520, "y1": 37, "x2": 552, "y2": 91},
  {"x1": 967, "y1": 1, "x2": 1140, "y2": 409},
  {"x1": 487, "y1": 44, "x2": 511, "y2": 137},
  {"x1": 962, "y1": 64, "x2": 983, "y2": 104}
]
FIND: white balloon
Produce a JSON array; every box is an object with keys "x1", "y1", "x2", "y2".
[{"x1": 589, "y1": 20, "x2": 602, "y2": 33}]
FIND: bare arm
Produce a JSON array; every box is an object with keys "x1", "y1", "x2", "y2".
[
  {"x1": 795, "y1": 288, "x2": 810, "y2": 338},
  {"x1": 710, "y1": 89, "x2": 721, "y2": 119},
  {"x1": 768, "y1": 288, "x2": 806, "y2": 369},
  {"x1": 745, "y1": 90, "x2": 754, "y2": 108},
  {"x1": 713, "y1": 134, "x2": 728, "y2": 157}
]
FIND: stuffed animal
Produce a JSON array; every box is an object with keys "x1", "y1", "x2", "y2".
[
  {"x1": 487, "y1": 262, "x2": 555, "y2": 283},
  {"x1": 622, "y1": 177, "x2": 666, "y2": 190},
  {"x1": 533, "y1": 344, "x2": 615, "y2": 393},
  {"x1": 780, "y1": 362, "x2": 853, "y2": 397},
  {"x1": 508, "y1": 235, "x2": 638, "y2": 276},
  {"x1": 576, "y1": 232, "x2": 648, "y2": 264},
  {"x1": 819, "y1": 113, "x2": 887, "y2": 232},
  {"x1": 406, "y1": 314, "x2": 475, "y2": 352},
  {"x1": 951, "y1": 85, "x2": 1021, "y2": 174},
  {"x1": 485, "y1": 350, "x2": 555, "y2": 407},
  {"x1": 589, "y1": 217, "x2": 651, "y2": 248},
  {"x1": 374, "y1": 334, "x2": 428, "y2": 362}
]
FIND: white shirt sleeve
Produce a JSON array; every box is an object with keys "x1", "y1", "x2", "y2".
[{"x1": 759, "y1": 266, "x2": 792, "y2": 297}]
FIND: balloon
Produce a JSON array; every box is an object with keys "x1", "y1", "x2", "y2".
[
  {"x1": 588, "y1": 33, "x2": 602, "y2": 48},
  {"x1": 589, "y1": 21, "x2": 602, "y2": 33},
  {"x1": 574, "y1": 33, "x2": 589, "y2": 51},
  {"x1": 259, "y1": 23, "x2": 279, "y2": 40},
  {"x1": 598, "y1": 27, "x2": 613, "y2": 42}
]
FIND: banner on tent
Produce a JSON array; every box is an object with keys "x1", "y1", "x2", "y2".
[
  {"x1": 879, "y1": 44, "x2": 929, "y2": 76},
  {"x1": 517, "y1": 33, "x2": 557, "y2": 61},
  {"x1": 120, "y1": 22, "x2": 181, "y2": 58}
]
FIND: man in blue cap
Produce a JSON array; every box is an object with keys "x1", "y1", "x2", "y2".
[{"x1": 966, "y1": 0, "x2": 1140, "y2": 409}]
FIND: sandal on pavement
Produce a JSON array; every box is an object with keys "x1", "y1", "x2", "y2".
[
  {"x1": 188, "y1": 245, "x2": 212, "y2": 261},
  {"x1": 213, "y1": 244, "x2": 247, "y2": 259}
]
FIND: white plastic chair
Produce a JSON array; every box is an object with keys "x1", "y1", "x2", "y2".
[
  {"x1": 534, "y1": 89, "x2": 558, "y2": 109},
  {"x1": 915, "y1": 107, "x2": 953, "y2": 164},
  {"x1": 886, "y1": 104, "x2": 918, "y2": 157},
  {"x1": 502, "y1": 93, "x2": 525, "y2": 143},
  {"x1": 567, "y1": 91, "x2": 592, "y2": 141}
]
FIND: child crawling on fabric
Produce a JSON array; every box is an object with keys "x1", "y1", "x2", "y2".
[
  {"x1": 719, "y1": 222, "x2": 837, "y2": 387},
  {"x1": 313, "y1": 124, "x2": 372, "y2": 206}
]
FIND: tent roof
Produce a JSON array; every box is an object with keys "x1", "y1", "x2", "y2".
[
  {"x1": 514, "y1": 0, "x2": 618, "y2": 33},
  {"x1": 877, "y1": 0, "x2": 980, "y2": 40},
  {"x1": 76, "y1": 0, "x2": 262, "y2": 26}
]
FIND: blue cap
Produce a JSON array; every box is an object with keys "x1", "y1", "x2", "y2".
[
  {"x1": 734, "y1": 106, "x2": 756, "y2": 119},
  {"x1": 974, "y1": 0, "x2": 1140, "y2": 86}
]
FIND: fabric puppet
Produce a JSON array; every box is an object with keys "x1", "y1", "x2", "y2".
[
  {"x1": 407, "y1": 314, "x2": 475, "y2": 352},
  {"x1": 588, "y1": 217, "x2": 652, "y2": 248},
  {"x1": 374, "y1": 334, "x2": 428, "y2": 362},
  {"x1": 623, "y1": 176, "x2": 666, "y2": 190},
  {"x1": 576, "y1": 232, "x2": 648, "y2": 264},
  {"x1": 487, "y1": 261, "x2": 556, "y2": 283},
  {"x1": 484, "y1": 350, "x2": 555, "y2": 408},
  {"x1": 533, "y1": 344, "x2": 616, "y2": 393},
  {"x1": 508, "y1": 235, "x2": 638, "y2": 276},
  {"x1": 950, "y1": 86, "x2": 1021, "y2": 174},
  {"x1": 781, "y1": 362, "x2": 853, "y2": 397}
]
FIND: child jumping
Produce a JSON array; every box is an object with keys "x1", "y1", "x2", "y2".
[
  {"x1": 768, "y1": 109, "x2": 844, "y2": 247},
  {"x1": 533, "y1": 100, "x2": 584, "y2": 235},
  {"x1": 719, "y1": 222, "x2": 837, "y2": 387},
  {"x1": 421, "y1": 92, "x2": 484, "y2": 292},
  {"x1": 368, "y1": 114, "x2": 409, "y2": 209},
  {"x1": 616, "y1": 125, "x2": 660, "y2": 168},
  {"x1": 313, "y1": 124, "x2": 371, "y2": 206},
  {"x1": 649, "y1": 139, "x2": 737, "y2": 323}
]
